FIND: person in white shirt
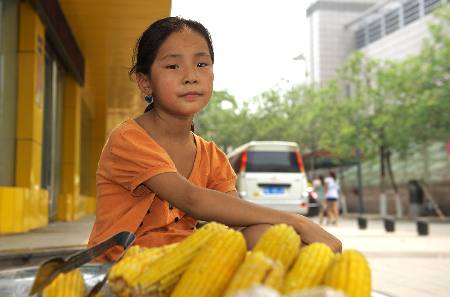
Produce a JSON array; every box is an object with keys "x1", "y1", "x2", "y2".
[{"x1": 325, "y1": 171, "x2": 340, "y2": 225}]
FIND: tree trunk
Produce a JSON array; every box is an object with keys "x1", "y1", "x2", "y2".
[
  {"x1": 356, "y1": 148, "x2": 365, "y2": 214},
  {"x1": 379, "y1": 139, "x2": 388, "y2": 217},
  {"x1": 386, "y1": 149, "x2": 403, "y2": 218}
]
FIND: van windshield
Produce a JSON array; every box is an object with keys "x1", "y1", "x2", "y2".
[{"x1": 246, "y1": 151, "x2": 300, "y2": 172}]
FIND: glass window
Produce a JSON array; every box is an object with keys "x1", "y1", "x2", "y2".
[
  {"x1": 368, "y1": 19, "x2": 382, "y2": 43},
  {"x1": 41, "y1": 42, "x2": 65, "y2": 221},
  {"x1": 385, "y1": 9, "x2": 400, "y2": 35},
  {"x1": 246, "y1": 151, "x2": 300, "y2": 173},
  {"x1": 229, "y1": 154, "x2": 241, "y2": 174},
  {"x1": 355, "y1": 27, "x2": 366, "y2": 49},
  {"x1": 403, "y1": 0, "x2": 420, "y2": 25},
  {"x1": 424, "y1": 0, "x2": 442, "y2": 15}
]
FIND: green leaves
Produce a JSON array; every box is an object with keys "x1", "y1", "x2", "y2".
[{"x1": 196, "y1": 5, "x2": 450, "y2": 164}]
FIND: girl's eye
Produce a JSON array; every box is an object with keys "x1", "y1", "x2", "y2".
[
  {"x1": 197, "y1": 62, "x2": 208, "y2": 67},
  {"x1": 166, "y1": 64, "x2": 179, "y2": 69}
]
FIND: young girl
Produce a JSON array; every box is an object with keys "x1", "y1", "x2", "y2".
[
  {"x1": 325, "y1": 171, "x2": 340, "y2": 225},
  {"x1": 88, "y1": 16, "x2": 341, "y2": 261}
]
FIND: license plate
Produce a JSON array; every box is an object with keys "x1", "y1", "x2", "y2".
[{"x1": 263, "y1": 186, "x2": 285, "y2": 194}]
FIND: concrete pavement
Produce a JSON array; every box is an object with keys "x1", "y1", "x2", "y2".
[
  {"x1": 0, "y1": 215, "x2": 93, "y2": 251},
  {"x1": 321, "y1": 218, "x2": 450, "y2": 297},
  {"x1": 0, "y1": 215, "x2": 449, "y2": 297}
]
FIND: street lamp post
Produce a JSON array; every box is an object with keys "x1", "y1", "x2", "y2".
[{"x1": 293, "y1": 54, "x2": 308, "y2": 81}]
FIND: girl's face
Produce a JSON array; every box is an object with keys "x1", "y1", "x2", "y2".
[{"x1": 147, "y1": 28, "x2": 214, "y2": 117}]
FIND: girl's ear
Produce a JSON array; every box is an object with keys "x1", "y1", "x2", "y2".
[{"x1": 136, "y1": 73, "x2": 152, "y2": 96}]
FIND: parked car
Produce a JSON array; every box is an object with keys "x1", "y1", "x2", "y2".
[{"x1": 227, "y1": 141, "x2": 310, "y2": 215}]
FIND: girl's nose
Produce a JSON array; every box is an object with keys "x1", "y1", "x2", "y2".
[
  {"x1": 184, "y1": 68, "x2": 198, "y2": 84},
  {"x1": 184, "y1": 77, "x2": 198, "y2": 84}
]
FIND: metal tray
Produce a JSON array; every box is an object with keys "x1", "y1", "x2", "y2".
[
  {"x1": 0, "y1": 263, "x2": 112, "y2": 297},
  {"x1": 0, "y1": 264, "x2": 393, "y2": 297}
]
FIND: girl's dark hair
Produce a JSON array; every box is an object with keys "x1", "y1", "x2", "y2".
[
  {"x1": 130, "y1": 17, "x2": 214, "y2": 129},
  {"x1": 130, "y1": 16, "x2": 214, "y2": 77},
  {"x1": 329, "y1": 171, "x2": 336, "y2": 180}
]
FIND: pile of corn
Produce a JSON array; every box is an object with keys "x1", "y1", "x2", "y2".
[
  {"x1": 40, "y1": 222, "x2": 371, "y2": 297},
  {"x1": 108, "y1": 222, "x2": 371, "y2": 297},
  {"x1": 42, "y1": 268, "x2": 85, "y2": 297}
]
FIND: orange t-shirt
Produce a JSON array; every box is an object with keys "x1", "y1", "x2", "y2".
[{"x1": 88, "y1": 119, "x2": 237, "y2": 261}]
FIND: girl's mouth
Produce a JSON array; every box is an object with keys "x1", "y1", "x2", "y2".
[{"x1": 181, "y1": 91, "x2": 202, "y2": 100}]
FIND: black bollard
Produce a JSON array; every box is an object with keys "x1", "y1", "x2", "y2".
[
  {"x1": 357, "y1": 216, "x2": 367, "y2": 230},
  {"x1": 383, "y1": 217, "x2": 395, "y2": 232},
  {"x1": 417, "y1": 219, "x2": 429, "y2": 236}
]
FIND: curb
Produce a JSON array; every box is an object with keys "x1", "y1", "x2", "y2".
[{"x1": 342, "y1": 213, "x2": 450, "y2": 223}]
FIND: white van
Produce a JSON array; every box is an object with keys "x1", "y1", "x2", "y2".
[{"x1": 227, "y1": 141, "x2": 309, "y2": 214}]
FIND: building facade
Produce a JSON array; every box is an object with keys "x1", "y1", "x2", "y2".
[
  {"x1": 306, "y1": 0, "x2": 379, "y2": 84},
  {"x1": 307, "y1": 0, "x2": 449, "y2": 83},
  {"x1": 0, "y1": 0, "x2": 171, "y2": 234},
  {"x1": 306, "y1": 0, "x2": 450, "y2": 214},
  {"x1": 348, "y1": 0, "x2": 446, "y2": 59}
]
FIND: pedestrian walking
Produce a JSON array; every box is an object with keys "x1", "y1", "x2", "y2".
[
  {"x1": 87, "y1": 16, "x2": 341, "y2": 261},
  {"x1": 313, "y1": 175, "x2": 327, "y2": 225},
  {"x1": 325, "y1": 171, "x2": 340, "y2": 225}
]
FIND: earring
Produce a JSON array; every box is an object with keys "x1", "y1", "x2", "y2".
[{"x1": 144, "y1": 95, "x2": 154, "y2": 104}]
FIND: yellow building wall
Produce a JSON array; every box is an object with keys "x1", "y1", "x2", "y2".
[
  {"x1": 0, "y1": 2, "x2": 48, "y2": 234},
  {"x1": 88, "y1": 104, "x2": 107, "y2": 214},
  {"x1": 0, "y1": 3, "x2": 98, "y2": 233},
  {"x1": 58, "y1": 76, "x2": 88, "y2": 221}
]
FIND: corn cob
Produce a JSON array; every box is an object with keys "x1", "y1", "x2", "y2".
[
  {"x1": 263, "y1": 259, "x2": 285, "y2": 290},
  {"x1": 253, "y1": 224, "x2": 300, "y2": 269},
  {"x1": 130, "y1": 222, "x2": 228, "y2": 297},
  {"x1": 224, "y1": 251, "x2": 285, "y2": 297},
  {"x1": 122, "y1": 244, "x2": 147, "y2": 258},
  {"x1": 108, "y1": 243, "x2": 178, "y2": 297},
  {"x1": 171, "y1": 228, "x2": 247, "y2": 297},
  {"x1": 323, "y1": 250, "x2": 371, "y2": 297},
  {"x1": 283, "y1": 243, "x2": 334, "y2": 294},
  {"x1": 42, "y1": 268, "x2": 85, "y2": 297}
]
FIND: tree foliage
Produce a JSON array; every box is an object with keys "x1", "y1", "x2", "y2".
[{"x1": 196, "y1": 4, "x2": 450, "y2": 175}]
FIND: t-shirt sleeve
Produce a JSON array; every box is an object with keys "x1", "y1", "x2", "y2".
[
  {"x1": 206, "y1": 142, "x2": 237, "y2": 193},
  {"x1": 102, "y1": 127, "x2": 177, "y2": 194}
]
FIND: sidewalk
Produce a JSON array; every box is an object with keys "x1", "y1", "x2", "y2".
[
  {"x1": 0, "y1": 215, "x2": 94, "y2": 251},
  {"x1": 322, "y1": 218, "x2": 450, "y2": 297},
  {"x1": 0, "y1": 215, "x2": 94, "y2": 268},
  {"x1": 0, "y1": 215, "x2": 449, "y2": 297}
]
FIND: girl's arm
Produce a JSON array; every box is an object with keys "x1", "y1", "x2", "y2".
[{"x1": 144, "y1": 172, "x2": 342, "y2": 252}]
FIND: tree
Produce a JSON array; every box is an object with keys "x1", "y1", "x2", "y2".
[
  {"x1": 334, "y1": 5, "x2": 450, "y2": 216},
  {"x1": 196, "y1": 90, "x2": 239, "y2": 151}
]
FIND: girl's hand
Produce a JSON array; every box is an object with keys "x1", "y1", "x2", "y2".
[{"x1": 289, "y1": 214, "x2": 342, "y2": 253}]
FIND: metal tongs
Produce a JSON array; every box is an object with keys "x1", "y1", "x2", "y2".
[{"x1": 29, "y1": 231, "x2": 135, "y2": 296}]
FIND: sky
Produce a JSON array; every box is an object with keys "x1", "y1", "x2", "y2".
[{"x1": 171, "y1": 0, "x2": 313, "y2": 102}]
